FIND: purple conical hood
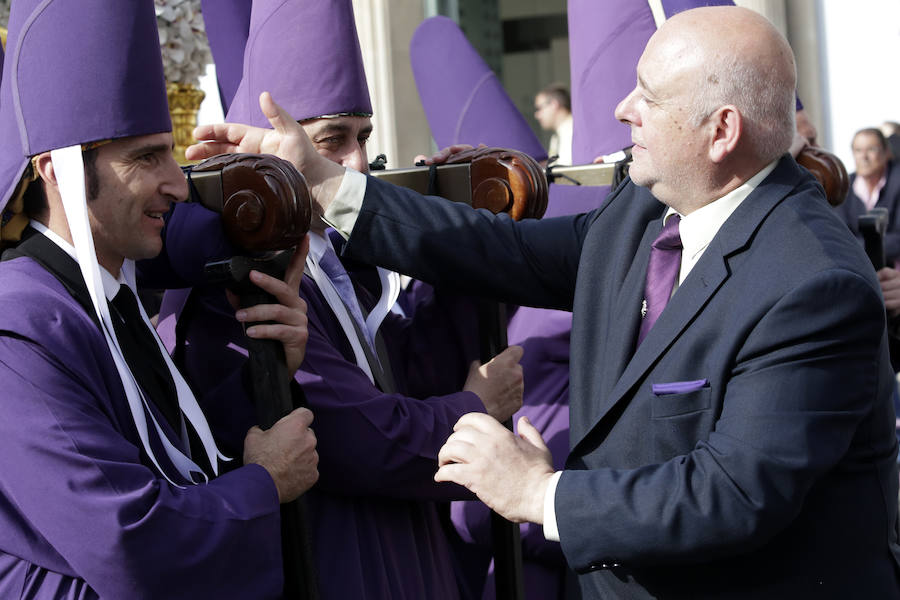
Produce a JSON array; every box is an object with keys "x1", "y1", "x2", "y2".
[
  {"x1": 660, "y1": 0, "x2": 734, "y2": 18},
  {"x1": 568, "y1": 0, "x2": 656, "y2": 164},
  {"x1": 0, "y1": 0, "x2": 171, "y2": 213},
  {"x1": 202, "y1": 0, "x2": 253, "y2": 114},
  {"x1": 569, "y1": 0, "x2": 738, "y2": 164},
  {"x1": 410, "y1": 16, "x2": 547, "y2": 161},
  {"x1": 226, "y1": 0, "x2": 372, "y2": 126}
]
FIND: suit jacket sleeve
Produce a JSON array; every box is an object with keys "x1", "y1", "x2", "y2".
[
  {"x1": 343, "y1": 175, "x2": 598, "y2": 311},
  {"x1": 555, "y1": 268, "x2": 890, "y2": 570}
]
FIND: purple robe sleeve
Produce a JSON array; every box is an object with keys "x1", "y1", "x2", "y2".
[
  {"x1": 0, "y1": 280, "x2": 283, "y2": 598},
  {"x1": 296, "y1": 280, "x2": 485, "y2": 500}
]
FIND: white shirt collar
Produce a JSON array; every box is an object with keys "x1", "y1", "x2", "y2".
[
  {"x1": 665, "y1": 160, "x2": 778, "y2": 255},
  {"x1": 29, "y1": 219, "x2": 123, "y2": 301},
  {"x1": 663, "y1": 159, "x2": 778, "y2": 283}
]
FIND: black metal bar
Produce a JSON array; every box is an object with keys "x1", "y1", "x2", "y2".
[{"x1": 476, "y1": 299, "x2": 525, "y2": 600}]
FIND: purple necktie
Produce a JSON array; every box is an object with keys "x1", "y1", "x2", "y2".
[
  {"x1": 318, "y1": 247, "x2": 376, "y2": 352},
  {"x1": 637, "y1": 215, "x2": 682, "y2": 346}
]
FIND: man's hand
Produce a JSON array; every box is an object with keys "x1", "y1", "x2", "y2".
[
  {"x1": 412, "y1": 143, "x2": 478, "y2": 166},
  {"x1": 435, "y1": 413, "x2": 554, "y2": 524},
  {"x1": 244, "y1": 407, "x2": 318, "y2": 503},
  {"x1": 463, "y1": 345, "x2": 524, "y2": 422},
  {"x1": 186, "y1": 91, "x2": 345, "y2": 218},
  {"x1": 234, "y1": 236, "x2": 310, "y2": 376},
  {"x1": 879, "y1": 267, "x2": 900, "y2": 317}
]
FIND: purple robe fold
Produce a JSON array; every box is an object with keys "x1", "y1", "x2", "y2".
[
  {"x1": 157, "y1": 202, "x2": 482, "y2": 599},
  {"x1": 0, "y1": 256, "x2": 281, "y2": 599}
]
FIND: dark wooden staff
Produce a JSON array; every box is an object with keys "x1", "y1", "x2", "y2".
[
  {"x1": 185, "y1": 153, "x2": 318, "y2": 600},
  {"x1": 376, "y1": 147, "x2": 549, "y2": 600}
]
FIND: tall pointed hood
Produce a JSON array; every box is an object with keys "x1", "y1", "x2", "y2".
[
  {"x1": 226, "y1": 0, "x2": 372, "y2": 125},
  {"x1": 0, "y1": 0, "x2": 171, "y2": 216},
  {"x1": 410, "y1": 16, "x2": 547, "y2": 161},
  {"x1": 201, "y1": 0, "x2": 253, "y2": 114}
]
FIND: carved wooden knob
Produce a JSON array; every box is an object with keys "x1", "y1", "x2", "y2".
[
  {"x1": 192, "y1": 153, "x2": 312, "y2": 251},
  {"x1": 445, "y1": 147, "x2": 548, "y2": 220},
  {"x1": 796, "y1": 145, "x2": 849, "y2": 208}
]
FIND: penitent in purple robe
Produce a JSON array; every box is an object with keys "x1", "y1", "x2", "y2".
[
  {"x1": 157, "y1": 202, "x2": 483, "y2": 600},
  {"x1": 0, "y1": 254, "x2": 283, "y2": 599}
]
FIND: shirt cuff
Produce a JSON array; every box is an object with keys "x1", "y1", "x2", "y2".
[
  {"x1": 542, "y1": 470, "x2": 563, "y2": 542},
  {"x1": 322, "y1": 167, "x2": 367, "y2": 241}
]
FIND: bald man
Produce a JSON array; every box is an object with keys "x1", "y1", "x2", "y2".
[{"x1": 188, "y1": 6, "x2": 900, "y2": 598}]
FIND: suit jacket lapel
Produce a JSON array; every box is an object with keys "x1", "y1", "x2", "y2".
[
  {"x1": 604, "y1": 219, "x2": 658, "y2": 384},
  {"x1": 582, "y1": 156, "x2": 804, "y2": 438}
]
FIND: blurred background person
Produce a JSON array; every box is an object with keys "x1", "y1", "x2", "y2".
[
  {"x1": 834, "y1": 127, "x2": 900, "y2": 266},
  {"x1": 534, "y1": 83, "x2": 573, "y2": 165}
]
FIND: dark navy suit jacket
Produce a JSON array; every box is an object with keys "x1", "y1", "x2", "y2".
[{"x1": 342, "y1": 155, "x2": 900, "y2": 599}]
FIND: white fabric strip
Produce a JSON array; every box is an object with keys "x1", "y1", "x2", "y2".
[
  {"x1": 306, "y1": 233, "x2": 375, "y2": 384},
  {"x1": 365, "y1": 267, "x2": 401, "y2": 344},
  {"x1": 51, "y1": 145, "x2": 222, "y2": 486},
  {"x1": 120, "y1": 261, "x2": 229, "y2": 473},
  {"x1": 647, "y1": 0, "x2": 667, "y2": 28}
]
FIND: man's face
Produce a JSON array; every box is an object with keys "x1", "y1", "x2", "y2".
[
  {"x1": 614, "y1": 33, "x2": 707, "y2": 205},
  {"x1": 301, "y1": 115, "x2": 372, "y2": 174},
  {"x1": 533, "y1": 93, "x2": 556, "y2": 130},
  {"x1": 87, "y1": 132, "x2": 187, "y2": 274},
  {"x1": 852, "y1": 132, "x2": 888, "y2": 179}
]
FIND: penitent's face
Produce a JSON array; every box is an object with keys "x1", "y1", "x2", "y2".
[
  {"x1": 301, "y1": 115, "x2": 373, "y2": 174},
  {"x1": 86, "y1": 132, "x2": 187, "y2": 274}
]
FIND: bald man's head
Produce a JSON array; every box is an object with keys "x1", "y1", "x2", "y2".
[
  {"x1": 615, "y1": 6, "x2": 798, "y2": 211},
  {"x1": 658, "y1": 7, "x2": 796, "y2": 162}
]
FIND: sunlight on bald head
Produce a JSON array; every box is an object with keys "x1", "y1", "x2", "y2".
[{"x1": 652, "y1": 6, "x2": 796, "y2": 163}]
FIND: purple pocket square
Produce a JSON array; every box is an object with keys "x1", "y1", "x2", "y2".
[{"x1": 651, "y1": 379, "x2": 709, "y2": 395}]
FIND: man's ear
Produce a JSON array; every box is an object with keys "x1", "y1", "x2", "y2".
[
  {"x1": 32, "y1": 152, "x2": 58, "y2": 187},
  {"x1": 708, "y1": 105, "x2": 741, "y2": 163}
]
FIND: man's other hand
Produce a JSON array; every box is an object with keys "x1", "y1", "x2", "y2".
[
  {"x1": 463, "y1": 345, "x2": 524, "y2": 422},
  {"x1": 436, "y1": 413, "x2": 554, "y2": 524},
  {"x1": 244, "y1": 407, "x2": 318, "y2": 503}
]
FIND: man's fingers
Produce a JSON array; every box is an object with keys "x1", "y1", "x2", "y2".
[
  {"x1": 437, "y1": 433, "x2": 480, "y2": 467},
  {"x1": 434, "y1": 462, "x2": 471, "y2": 486},
  {"x1": 280, "y1": 406, "x2": 314, "y2": 429},
  {"x1": 246, "y1": 269, "x2": 303, "y2": 309},
  {"x1": 454, "y1": 411, "x2": 507, "y2": 434},
  {"x1": 260, "y1": 91, "x2": 297, "y2": 136},
  {"x1": 238, "y1": 301, "x2": 304, "y2": 327},
  {"x1": 517, "y1": 416, "x2": 548, "y2": 451}
]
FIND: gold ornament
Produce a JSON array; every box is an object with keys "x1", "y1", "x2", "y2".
[{"x1": 166, "y1": 82, "x2": 205, "y2": 165}]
